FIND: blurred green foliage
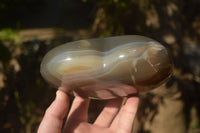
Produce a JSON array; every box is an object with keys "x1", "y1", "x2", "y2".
[
  {"x1": 0, "y1": 29, "x2": 21, "y2": 42},
  {"x1": 0, "y1": 29, "x2": 20, "y2": 69}
]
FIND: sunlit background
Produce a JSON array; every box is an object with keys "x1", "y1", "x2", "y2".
[{"x1": 0, "y1": 0, "x2": 200, "y2": 133}]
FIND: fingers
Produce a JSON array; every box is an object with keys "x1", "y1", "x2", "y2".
[
  {"x1": 37, "y1": 90, "x2": 69, "y2": 133},
  {"x1": 110, "y1": 96, "x2": 139, "y2": 133},
  {"x1": 115, "y1": 97, "x2": 139, "y2": 133},
  {"x1": 94, "y1": 98, "x2": 122, "y2": 127},
  {"x1": 63, "y1": 94, "x2": 90, "y2": 132},
  {"x1": 110, "y1": 98, "x2": 126, "y2": 129},
  {"x1": 37, "y1": 89, "x2": 139, "y2": 133}
]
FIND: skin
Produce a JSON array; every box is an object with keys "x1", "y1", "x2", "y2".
[{"x1": 37, "y1": 87, "x2": 139, "y2": 133}]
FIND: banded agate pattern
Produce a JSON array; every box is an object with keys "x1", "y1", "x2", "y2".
[{"x1": 40, "y1": 35, "x2": 173, "y2": 99}]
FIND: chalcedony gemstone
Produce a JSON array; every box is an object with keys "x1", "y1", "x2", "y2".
[{"x1": 40, "y1": 35, "x2": 173, "y2": 99}]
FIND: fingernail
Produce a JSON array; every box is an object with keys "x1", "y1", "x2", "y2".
[{"x1": 56, "y1": 90, "x2": 68, "y2": 101}]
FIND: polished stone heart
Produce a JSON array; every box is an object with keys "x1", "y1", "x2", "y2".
[{"x1": 40, "y1": 35, "x2": 173, "y2": 99}]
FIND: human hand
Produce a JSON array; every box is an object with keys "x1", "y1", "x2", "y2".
[{"x1": 37, "y1": 88, "x2": 139, "y2": 133}]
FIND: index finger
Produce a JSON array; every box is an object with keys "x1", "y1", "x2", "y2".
[{"x1": 37, "y1": 90, "x2": 70, "y2": 133}]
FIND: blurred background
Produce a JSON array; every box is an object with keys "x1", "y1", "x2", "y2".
[{"x1": 0, "y1": 0, "x2": 200, "y2": 133}]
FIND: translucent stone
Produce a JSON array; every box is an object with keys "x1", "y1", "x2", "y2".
[{"x1": 40, "y1": 35, "x2": 173, "y2": 99}]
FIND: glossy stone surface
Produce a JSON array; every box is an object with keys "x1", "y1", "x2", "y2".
[{"x1": 40, "y1": 35, "x2": 173, "y2": 99}]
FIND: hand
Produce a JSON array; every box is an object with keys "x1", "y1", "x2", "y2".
[{"x1": 37, "y1": 88, "x2": 139, "y2": 133}]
